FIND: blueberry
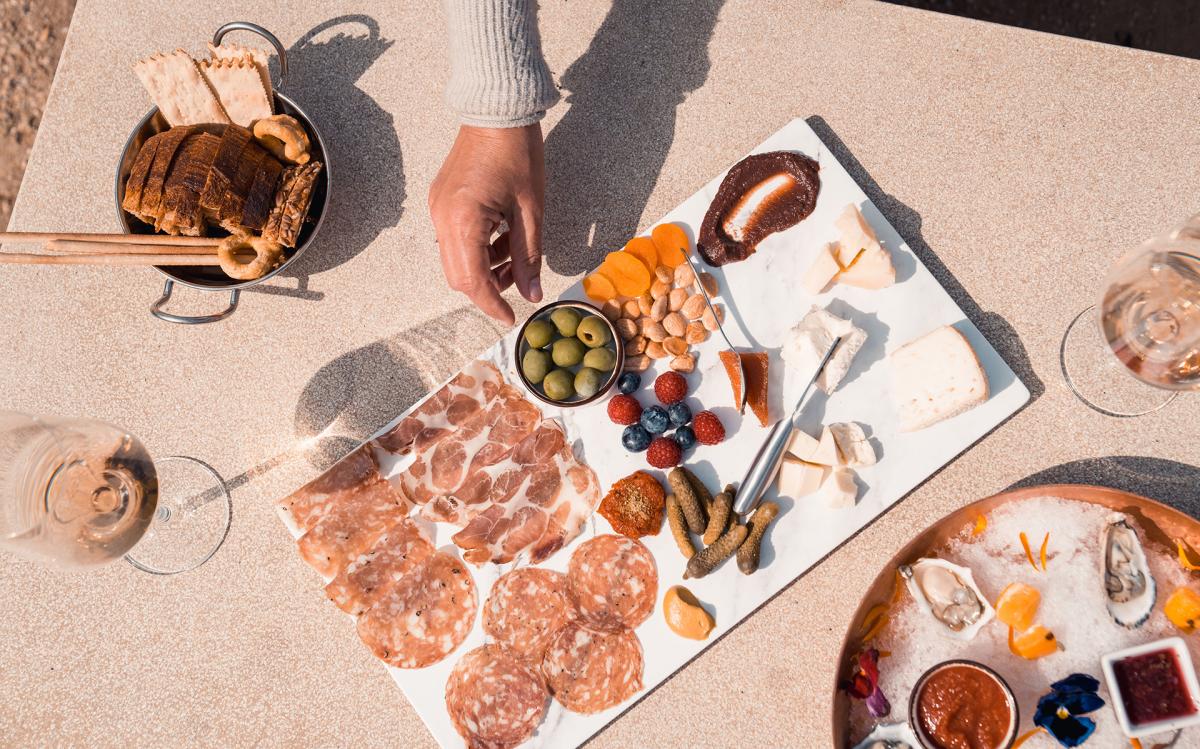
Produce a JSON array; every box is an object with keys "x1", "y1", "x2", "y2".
[
  {"x1": 667, "y1": 402, "x2": 692, "y2": 427},
  {"x1": 639, "y1": 405, "x2": 670, "y2": 435},
  {"x1": 673, "y1": 425, "x2": 697, "y2": 451},
  {"x1": 621, "y1": 424, "x2": 652, "y2": 452},
  {"x1": 617, "y1": 372, "x2": 641, "y2": 395}
]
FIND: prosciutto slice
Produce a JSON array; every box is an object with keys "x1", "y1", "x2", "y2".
[
  {"x1": 276, "y1": 445, "x2": 380, "y2": 533},
  {"x1": 373, "y1": 360, "x2": 504, "y2": 455}
]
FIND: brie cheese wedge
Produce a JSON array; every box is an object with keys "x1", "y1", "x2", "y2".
[
  {"x1": 828, "y1": 422, "x2": 877, "y2": 467},
  {"x1": 783, "y1": 306, "x2": 867, "y2": 394},
  {"x1": 785, "y1": 426, "x2": 820, "y2": 461},
  {"x1": 890, "y1": 325, "x2": 990, "y2": 431},
  {"x1": 809, "y1": 426, "x2": 840, "y2": 466},
  {"x1": 816, "y1": 467, "x2": 859, "y2": 509}
]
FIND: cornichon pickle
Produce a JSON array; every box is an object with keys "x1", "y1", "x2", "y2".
[
  {"x1": 703, "y1": 490, "x2": 733, "y2": 545},
  {"x1": 668, "y1": 468, "x2": 706, "y2": 535},
  {"x1": 684, "y1": 522, "x2": 748, "y2": 580},
  {"x1": 666, "y1": 494, "x2": 696, "y2": 559},
  {"x1": 737, "y1": 501, "x2": 779, "y2": 575},
  {"x1": 685, "y1": 467, "x2": 714, "y2": 513}
]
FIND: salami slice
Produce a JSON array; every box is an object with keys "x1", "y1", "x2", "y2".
[
  {"x1": 446, "y1": 644, "x2": 548, "y2": 749},
  {"x1": 297, "y1": 477, "x2": 410, "y2": 578},
  {"x1": 324, "y1": 517, "x2": 434, "y2": 615},
  {"x1": 277, "y1": 445, "x2": 379, "y2": 533},
  {"x1": 356, "y1": 551, "x2": 477, "y2": 668},
  {"x1": 542, "y1": 621, "x2": 643, "y2": 714},
  {"x1": 566, "y1": 534, "x2": 657, "y2": 631},
  {"x1": 483, "y1": 568, "x2": 572, "y2": 662}
]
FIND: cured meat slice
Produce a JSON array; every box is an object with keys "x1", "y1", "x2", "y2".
[
  {"x1": 276, "y1": 445, "x2": 379, "y2": 533},
  {"x1": 567, "y1": 535, "x2": 657, "y2": 632},
  {"x1": 374, "y1": 360, "x2": 504, "y2": 455},
  {"x1": 357, "y1": 551, "x2": 477, "y2": 668},
  {"x1": 446, "y1": 644, "x2": 547, "y2": 749},
  {"x1": 542, "y1": 621, "x2": 643, "y2": 714},
  {"x1": 450, "y1": 421, "x2": 602, "y2": 565},
  {"x1": 297, "y1": 477, "x2": 409, "y2": 578},
  {"x1": 482, "y1": 567, "x2": 572, "y2": 662},
  {"x1": 324, "y1": 517, "x2": 434, "y2": 615},
  {"x1": 399, "y1": 384, "x2": 540, "y2": 509}
]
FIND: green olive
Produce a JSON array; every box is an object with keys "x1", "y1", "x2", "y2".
[
  {"x1": 542, "y1": 368, "x2": 575, "y2": 401},
  {"x1": 576, "y1": 316, "x2": 612, "y2": 348},
  {"x1": 550, "y1": 307, "x2": 582, "y2": 337},
  {"x1": 582, "y1": 347, "x2": 616, "y2": 372},
  {"x1": 523, "y1": 319, "x2": 555, "y2": 349},
  {"x1": 522, "y1": 348, "x2": 551, "y2": 384},
  {"x1": 574, "y1": 367, "x2": 605, "y2": 398},
  {"x1": 551, "y1": 337, "x2": 586, "y2": 367}
]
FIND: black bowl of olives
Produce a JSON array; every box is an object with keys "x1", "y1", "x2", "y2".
[{"x1": 515, "y1": 300, "x2": 624, "y2": 407}]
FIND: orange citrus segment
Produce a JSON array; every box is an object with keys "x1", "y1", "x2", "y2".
[
  {"x1": 582, "y1": 271, "x2": 617, "y2": 302},
  {"x1": 601, "y1": 251, "x2": 651, "y2": 296},
  {"x1": 651, "y1": 223, "x2": 689, "y2": 268},
  {"x1": 995, "y1": 583, "x2": 1040, "y2": 632},
  {"x1": 1165, "y1": 587, "x2": 1200, "y2": 633},
  {"x1": 1009, "y1": 625, "x2": 1058, "y2": 659},
  {"x1": 972, "y1": 513, "x2": 988, "y2": 536},
  {"x1": 1177, "y1": 539, "x2": 1200, "y2": 571},
  {"x1": 623, "y1": 237, "x2": 658, "y2": 274}
]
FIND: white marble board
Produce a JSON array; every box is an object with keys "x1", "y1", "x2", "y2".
[{"x1": 283, "y1": 118, "x2": 1031, "y2": 749}]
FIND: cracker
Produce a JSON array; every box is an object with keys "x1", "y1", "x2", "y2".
[
  {"x1": 132, "y1": 50, "x2": 230, "y2": 126},
  {"x1": 199, "y1": 58, "x2": 273, "y2": 127},
  {"x1": 208, "y1": 42, "x2": 274, "y2": 110}
]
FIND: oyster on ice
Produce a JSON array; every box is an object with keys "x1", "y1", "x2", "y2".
[
  {"x1": 1103, "y1": 513, "x2": 1156, "y2": 629},
  {"x1": 899, "y1": 558, "x2": 995, "y2": 640},
  {"x1": 851, "y1": 722, "x2": 917, "y2": 749}
]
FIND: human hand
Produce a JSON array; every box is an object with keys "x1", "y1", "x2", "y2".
[{"x1": 429, "y1": 123, "x2": 546, "y2": 326}]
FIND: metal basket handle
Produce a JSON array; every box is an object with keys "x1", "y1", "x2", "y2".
[
  {"x1": 151, "y1": 279, "x2": 240, "y2": 324},
  {"x1": 212, "y1": 21, "x2": 288, "y2": 89}
]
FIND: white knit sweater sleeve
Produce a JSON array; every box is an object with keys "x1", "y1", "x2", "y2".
[{"x1": 443, "y1": 0, "x2": 560, "y2": 128}]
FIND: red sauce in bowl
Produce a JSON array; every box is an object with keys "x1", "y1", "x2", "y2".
[
  {"x1": 1113, "y1": 649, "x2": 1197, "y2": 725},
  {"x1": 915, "y1": 663, "x2": 1014, "y2": 749}
]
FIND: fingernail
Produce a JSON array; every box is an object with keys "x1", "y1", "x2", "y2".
[{"x1": 529, "y1": 278, "x2": 543, "y2": 303}]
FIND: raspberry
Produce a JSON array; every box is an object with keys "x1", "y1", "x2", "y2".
[
  {"x1": 692, "y1": 411, "x2": 725, "y2": 445},
  {"x1": 653, "y1": 371, "x2": 688, "y2": 404},
  {"x1": 646, "y1": 436, "x2": 682, "y2": 469},
  {"x1": 607, "y1": 394, "x2": 643, "y2": 426}
]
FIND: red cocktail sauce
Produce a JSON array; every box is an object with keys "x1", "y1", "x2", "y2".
[
  {"x1": 916, "y1": 664, "x2": 1013, "y2": 749},
  {"x1": 1113, "y1": 649, "x2": 1197, "y2": 725}
]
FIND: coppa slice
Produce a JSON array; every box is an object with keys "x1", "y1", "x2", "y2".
[
  {"x1": 296, "y1": 476, "x2": 411, "y2": 578},
  {"x1": 483, "y1": 567, "x2": 572, "y2": 661},
  {"x1": 276, "y1": 444, "x2": 380, "y2": 533},
  {"x1": 374, "y1": 360, "x2": 504, "y2": 455},
  {"x1": 446, "y1": 644, "x2": 548, "y2": 749},
  {"x1": 542, "y1": 621, "x2": 644, "y2": 714},
  {"x1": 567, "y1": 534, "x2": 657, "y2": 632},
  {"x1": 324, "y1": 517, "x2": 434, "y2": 615},
  {"x1": 697, "y1": 150, "x2": 820, "y2": 267},
  {"x1": 356, "y1": 551, "x2": 477, "y2": 668}
]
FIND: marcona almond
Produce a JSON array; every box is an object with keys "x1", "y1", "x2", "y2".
[
  {"x1": 655, "y1": 265, "x2": 673, "y2": 284},
  {"x1": 674, "y1": 263, "x2": 695, "y2": 287},
  {"x1": 646, "y1": 341, "x2": 668, "y2": 359},
  {"x1": 650, "y1": 280, "x2": 670, "y2": 300},
  {"x1": 681, "y1": 294, "x2": 706, "y2": 320},
  {"x1": 650, "y1": 296, "x2": 668, "y2": 321},
  {"x1": 622, "y1": 299, "x2": 641, "y2": 319},
  {"x1": 685, "y1": 321, "x2": 709, "y2": 344},
  {"x1": 664, "y1": 336, "x2": 688, "y2": 356},
  {"x1": 637, "y1": 293, "x2": 654, "y2": 317},
  {"x1": 601, "y1": 300, "x2": 621, "y2": 322},
  {"x1": 663, "y1": 312, "x2": 687, "y2": 338},
  {"x1": 670, "y1": 353, "x2": 696, "y2": 373},
  {"x1": 698, "y1": 272, "x2": 718, "y2": 296},
  {"x1": 627, "y1": 335, "x2": 647, "y2": 355},
  {"x1": 624, "y1": 354, "x2": 651, "y2": 371},
  {"x1": 644, "y1": 321, "x2": 668, "y2": 342},
  {"x1": 668, "y1": 287, "x2": 688, "y2": 312},
  {"x1": 701, "y1": 304, "x2": 725, "y2": 332},
  {"x1": 615, "y1": 318, "x2": 637, "y2": 340}
]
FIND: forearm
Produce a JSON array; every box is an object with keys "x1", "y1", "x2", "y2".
[{"x1": 443, "y1": 0, "x2": 560, "y2": 128}]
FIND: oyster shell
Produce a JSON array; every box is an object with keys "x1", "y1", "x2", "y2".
[
  {"x1": 899, "y1": 558, "x2": 995, "y2": 640},
  {"x1": 1104, "y1": 513, "x2": 1156, "y2": 629},
  {"x1": 851, "y1": 722, "x2": 917, "y2": 749}
]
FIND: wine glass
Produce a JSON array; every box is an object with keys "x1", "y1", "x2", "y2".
[
  {"x1": 1060, "y1": 213, "x2": 1200, "y2": 417},
  {"x1": 0, "y1": 411, "x2": 231, "y2": 574}
]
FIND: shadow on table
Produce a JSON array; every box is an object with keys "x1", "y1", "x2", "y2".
[
  {"x1": 1009, "y1": 456, "x2": 1200, "y2": 518},
  {"x1": 542, "y1": 0, "x2": 725, "y2": 276},
  {"x1": 247, "y1": 15, "x2": 404, "y2": 302},
  {"x1": 805, "y1": 115, "x2": 1045, "y2": 403}
]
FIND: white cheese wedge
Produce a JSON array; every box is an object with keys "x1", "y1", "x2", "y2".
[
  {"x1": 834, "y1": 203, "x2": 880, "y2": 259},
  {"x1": 783, "y1": 306, "x2": 868, "y2": 394},
  {"x1": 816, "y1": 467, "x2": 859, "y2": 509},
  {"x1": 775, "y1": 456, "x2": 828, "y2": 498},
  {"x1": 831, "y1": 204, "x2": 895, "y2": 290},
  {"x1": 803, "y1": 242, "x2": 842, "y2": 294},
  {"x1": 809, "y1": 426, "x2": 840, "y2": 466},
  {"x1": 786, "y1": 426, "x2": 820, "y2": 461},
  {"x1": 890, "y1": 325, "x2": 990, "y2": 431},
  {"x1": 828, "y1": 422, "x2": 877, "y2": 467}
]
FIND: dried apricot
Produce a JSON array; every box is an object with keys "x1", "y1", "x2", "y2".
[
  {"x1": 651, "y1": 223, "x2": 690, "y2": 268},
  {"x1": 623, "y1": 237, "x2": 658, "y2": 274},
  {"x1": 582, "y1": 270, "x2": 617, "y2": 302},
  {"x1": 995, "y1": 582, "x2": 1040, "y2": 632},
  {"x1": 601, "y1": 251, "x2": 651, "y2": 296}
]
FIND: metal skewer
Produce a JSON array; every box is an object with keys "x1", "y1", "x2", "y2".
[
  {"x1": 732, "y1": 336, "x2": 842, "y2": 515},
  {"x1": 680, "y1": 251, "x2": 747, "y2": 412}
]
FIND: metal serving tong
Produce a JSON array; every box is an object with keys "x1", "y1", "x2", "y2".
[
  {"x1": 732, "y1": 337, "x2": 842, "y2": 515},
  {"x1": 681, "y1": 252, "x2": 747, "y2": 411}
]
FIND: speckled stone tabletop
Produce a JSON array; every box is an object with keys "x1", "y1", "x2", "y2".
[{"x1": 2, "y1": 1, "x2": 1198, "y2": 746}]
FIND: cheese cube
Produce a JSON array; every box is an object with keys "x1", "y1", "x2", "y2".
[
  {"x1": 809, "y1": 426, "x2": 840, "y2": 466},
  {"x1": 783, "y1": 306, "x2": 867, "y2": 394},
  {"x1": 786, "y1": 426, "x2": 820, "y2": 461},
  {"x1": 803, "y1": 242, "x2": 842, "y2": 294},
  {"x1": 775, "y1": 456, "x2": 828, "y2": 498},
  {"x1": 839, "y1": 245, "x2": 895, "y2": 290},
  {"x1": 816, "y1": 467, "x2": 860, "y2": 509},
  {"x1": 890, "y1": 325, "x2": 990, "y2": 431},
  {"x1": 834, "y1": 203, "x2": 880, "y2": 261},
  {"x1": 829, "y1": 422, "x2": 877, "y2": 467}
]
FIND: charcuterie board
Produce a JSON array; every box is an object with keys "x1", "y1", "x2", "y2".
[{"x1": 277, "y1": 118, "x2": 1030, "y2": 748}]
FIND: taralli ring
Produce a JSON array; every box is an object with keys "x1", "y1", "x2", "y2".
[
  {"x1": 252, "y1": 114, "x2": 311, "y2": 165},
  {"x1": 217, "y1": 234, "x2": 285, "y2": 280}
]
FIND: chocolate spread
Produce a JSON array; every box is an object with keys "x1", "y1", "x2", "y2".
[{"x1": 697, "y1": 150, "x2": 820, "y2": 267}]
